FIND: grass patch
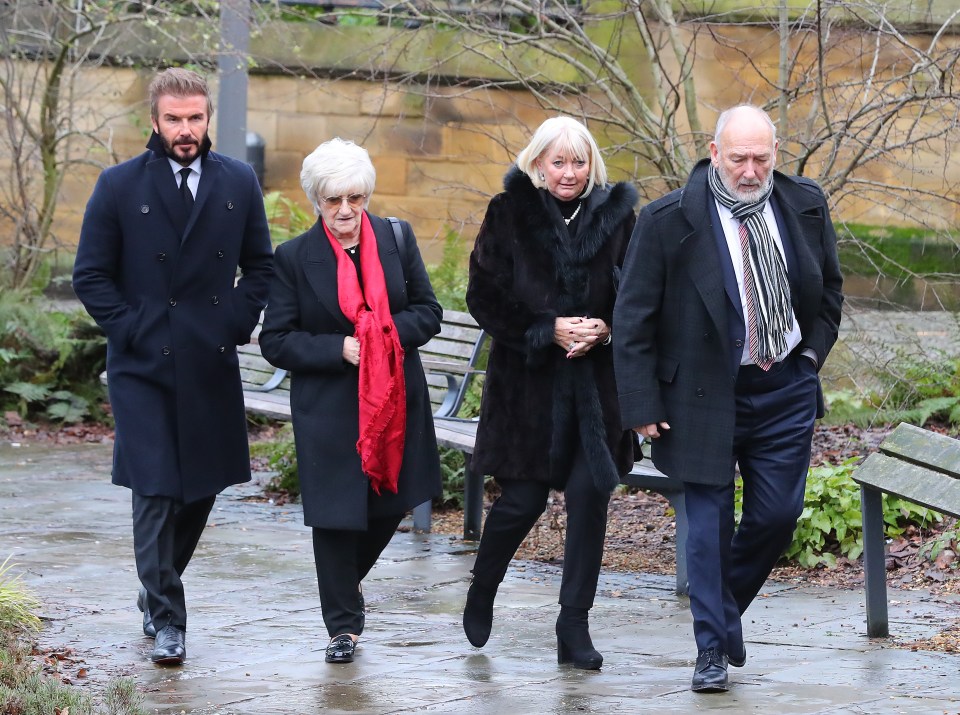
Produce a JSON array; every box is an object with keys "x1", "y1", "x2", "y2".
[{"x1": 0, "y1": 557, "x2": 147, "y2": 714}]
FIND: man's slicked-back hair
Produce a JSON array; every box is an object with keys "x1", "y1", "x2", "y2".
[{"x1": 149, "y1": 68, "x2": 213, "y2": 122}]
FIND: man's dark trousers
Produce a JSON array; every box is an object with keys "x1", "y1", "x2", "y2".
[
  {"x1": 132, "y1": 493, "x2": 216, "y2": 632},
  {"x1": 682, "y1": 351, "x2": 819, "y2": 654}
]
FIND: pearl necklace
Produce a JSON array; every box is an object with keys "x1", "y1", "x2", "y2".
[{"x1": 564, "y1": 201, "x2": 582, "y2": 226}]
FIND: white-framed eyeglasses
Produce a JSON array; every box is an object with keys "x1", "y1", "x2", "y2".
[{"x1": 321, "y1": 193, "x2": 366, "y2": 208}]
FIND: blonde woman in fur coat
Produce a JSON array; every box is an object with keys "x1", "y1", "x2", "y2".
[{"x1": 462, "y1": 117, "x2": 638, "y2": 670}]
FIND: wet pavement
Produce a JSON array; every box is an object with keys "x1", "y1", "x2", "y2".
[{"x1": 2, "y1": 442, "x2": 958, "y2": 714}]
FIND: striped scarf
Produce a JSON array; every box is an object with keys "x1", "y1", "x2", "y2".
[{"x1": 707, "y1": 165, "x2": 792, "y2": 364}]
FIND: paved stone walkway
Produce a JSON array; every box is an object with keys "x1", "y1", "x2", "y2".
[{"x1": 2, "y1": 442, "x2": 958, "y2": 714}]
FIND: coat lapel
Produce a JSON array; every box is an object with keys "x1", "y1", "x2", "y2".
[
  {"x1": 147, "y1": 157, "x2": 188, "y2": 236},
  {"x1": 772, "y1": 177, "x2": 823, "y2": 319},
  {"x1": 302, "y1": 222, "x2": 355, "y2": 333},
  {"x1": 680, "y1": 164, "x2": 730, "y2": 346},
  {"x1": 184, "y1": 155, "x2": 220, "y2": 242}
]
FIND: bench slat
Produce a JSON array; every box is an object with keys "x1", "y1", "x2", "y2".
[
  {"x1": 852, "y1": 452, "x2": 960, "y2": 518},
  {"x1": 878, "y1": 422, "x2": 960, "y2": 480}
]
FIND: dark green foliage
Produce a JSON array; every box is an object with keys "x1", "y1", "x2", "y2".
[
  {"x1": 0, "y1": 291, "x2": 108, "y2": 425},
  {"x1": 252, "y1": 424, "x2": 300, "y2": 497},
  {"x1": 825, "y1": 355, "x2": 960, "y2": 428},
  {"x1": 438, "y1": 447, "x2": 466, "y2": 509},
  {"x1": 734, "y1": 459, "x2": 942, "y2": 568},
  {"x1": 426, "y1": 228, "x2": 469, "y2": 313},
  {"x1": 837, "y1": 223, "x2": 960, "y2": 278}
]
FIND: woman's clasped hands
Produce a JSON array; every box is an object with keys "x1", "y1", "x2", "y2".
[{"x1": 554, "y1": 316, "x2": 610, "y2": 359}]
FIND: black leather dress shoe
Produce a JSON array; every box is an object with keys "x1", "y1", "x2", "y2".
[
  {"x1": 151, "y1": 625, "x2": 186, "y2": 665},
  {"x1": 691, "y1": 647, "x2": 729, "y2": 692},
  {"x1": 137, "y1": 587, "x2": 156, "y2": 638},
  {"x1": 728, "y1": 643, "x2": 746, "y2": 668},
  {"x1": 325, "y1": 634, "x2": 356, "y2": 664}
]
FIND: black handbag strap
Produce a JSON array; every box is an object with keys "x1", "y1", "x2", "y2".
[{"x1": 387, "y1": 216, "x2": 407, "y2": 269}]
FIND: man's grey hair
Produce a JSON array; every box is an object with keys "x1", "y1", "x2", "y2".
[{"x1": 714, "y1": 105, "x2": 777, "y2": 149}]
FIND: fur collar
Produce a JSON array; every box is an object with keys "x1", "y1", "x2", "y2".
[{"x1": 502, "y1": 166, "x2": 637, "y2": 267}]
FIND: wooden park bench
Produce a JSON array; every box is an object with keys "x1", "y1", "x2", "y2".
[
  {"x1": 851, "y1": 422, "x2": 960, "y2": 637},
  {"x1": 240, "y1": 308, "x2": 689, "y2": 595}
]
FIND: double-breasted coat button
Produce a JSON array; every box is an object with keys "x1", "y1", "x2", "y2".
[
  {"x1": 696, "y1": 388, "x2": 705, "y2": 397},
  {"x1": 140, "y1": 205, "x2": 149, "y2": 214},
  {"x1": 157, "y1": 253, "x2": 166, "y2": 262},
  {"x1": 211, "y1": 296, "x2": 219, "y2": 305},
  {"x1": 218, "y1": 345, "x2": 226, "y2": 353},
  {"x1": 168, "y1": 298, "x2": 177, "y2": 307},
  {"x1": 216, "y1": 250, "x2": 224, "y2": 258},
  {"x1": 161, "y1": 346, "x2": 171, "y2": 355},
  {"x1": 703, "y1": 332, "x2": 711, "y2": 341},
  {"x1": 734, "y1": 339, "x2": 744, "y2": 348},
  {"x1": 226, "y1": 201, "x2": 234, "y2": 210}
]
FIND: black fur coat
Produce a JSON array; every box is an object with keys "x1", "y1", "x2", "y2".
[{"x1": 466, "y1": 167, "x2": 638, "y2": 490}]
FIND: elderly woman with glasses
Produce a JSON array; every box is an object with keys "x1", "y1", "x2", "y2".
[{"x1": 259, "y1": 138, "x2": 443, "y2": 665}]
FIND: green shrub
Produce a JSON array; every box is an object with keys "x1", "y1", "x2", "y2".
[
  {"x1": 0, "y1": 557, "x2": 145, "y2": 714},
  {"x1": 734, "y1": 459, "x2": 943, "y2": 568},
  {"x1": 0, "y1": 291, "x2": 108, "y2": 424},
  {"x1": 252, "y1": 424, "x2": 300, "y2": 497},
  {"x1": 426, "y1": 228, "x2": 469, "y2": 313},
  {"x1": 263, "y1": 190, "x2": 314, "y2": 246}
]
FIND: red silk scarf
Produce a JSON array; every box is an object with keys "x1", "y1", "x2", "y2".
[{"x1": 322, "y1": 213, "x2": 406, "y2": 495}]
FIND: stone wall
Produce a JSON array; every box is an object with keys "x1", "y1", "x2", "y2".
[{"x1": 36, "y1": 67, "x2": 551, "y2": 263}]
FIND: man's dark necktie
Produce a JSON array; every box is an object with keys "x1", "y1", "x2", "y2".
[{"x1": 179, "y1": 167, "x2": 194, "y2": 214}]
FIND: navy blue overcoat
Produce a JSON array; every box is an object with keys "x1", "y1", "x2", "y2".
[{"x1": 73, "y1": 133, "x2": 274, "y2": 503}]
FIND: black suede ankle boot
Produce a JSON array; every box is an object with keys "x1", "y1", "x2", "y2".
[
  {"x1": 463, "y1": 580, "x2": 497, "y2": 648},
  {"x1": 556, "y1": 605, "x2": 602, "y2": 670}
]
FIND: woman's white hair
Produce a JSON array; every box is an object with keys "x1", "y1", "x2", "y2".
[
  {"x1": 515, "y1": 116, "x2": 607, "y2": 197},
  {"x1": 300, "y1": 138, "x2": 376, "y2": 215}
]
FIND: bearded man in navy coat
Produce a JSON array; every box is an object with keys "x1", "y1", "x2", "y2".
[
  {"x1": 614, "y1": 105, "x2": 842, "y2": 693},
  {"x1": 73, "y1": 68, "x2": 273, "y2": 665}
]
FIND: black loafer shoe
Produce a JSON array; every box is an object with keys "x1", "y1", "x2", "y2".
[
  {"x1": 151, "y1": 625, "x2": 186, "y2": 665},
  {"x1": 137, "y1": 587, "x2": 156, "y2": 638},
  {"x1": 692, "y1": 647, "x2": 729, "y2": 693},
  {"x1": 728, "y1": 643, "x2": 746, "y2": 668},
  {"x1": 325, "y1": 634, "x2": 356, "y2": 664}
]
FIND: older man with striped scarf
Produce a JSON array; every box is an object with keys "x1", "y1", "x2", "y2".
[{"x1": 614, "y1": 104, "x2": 843, "y2": 693}]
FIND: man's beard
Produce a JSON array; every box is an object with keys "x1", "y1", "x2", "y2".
[
  {"x1": 162, "y1": 132, "x2": 207, "y2": 166},
  {"x1": 723, "y1": 170, "x2": 773, "y2": 204}
]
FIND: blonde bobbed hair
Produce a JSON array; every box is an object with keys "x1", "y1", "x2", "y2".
[{"x1": 515, "y1": 116, "x2": 607, "y2": 197}]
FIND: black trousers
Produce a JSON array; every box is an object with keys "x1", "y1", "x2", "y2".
[
  {"x1": 131, "y1": 492, "x2": 216, "y2": 632},
  {"x1": 470, "y1": 443, "x2": 610, "y2": 609},
  {"x1": 312, "y1": 514, "x2": 404, "y2": 638}
]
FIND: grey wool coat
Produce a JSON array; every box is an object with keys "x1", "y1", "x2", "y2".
[
  {"x1": 613, "y1": 159, "x2": 844, "y2": 485},
  {"x1": 73, "y1": 132, "x2": 274, "y2": 503},
  {"x1": 258, "y1": 215, "x2": 443, "y2": 530},
  {"x1": 466, "y1": 168, "x2": 639, "y2": 491}
]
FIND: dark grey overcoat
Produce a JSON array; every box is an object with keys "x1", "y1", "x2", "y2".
[
  {"x1": 73, "y1": 133, "x2": 274, "y2": 503},
  {"x1": 613, "y1": 159, "x2": 844, "y2": 485},
  {"x1": 258, "y1": 215, "x2": 443, "y2": 530},
  {"x1": 466, "y1": 168, "x2": 638, "y2": 489}
]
